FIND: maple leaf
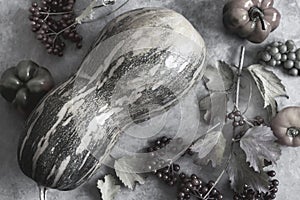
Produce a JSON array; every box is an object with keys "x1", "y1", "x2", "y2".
[
  {"x1": 203, "y1": 61, "x2": 236, "y2": 92},
  {"x1": 240, "y1": 126, "x2": 281, "y2": 172},
  {"x1": 227, "y1": 144, "x2": 270, "y2": 193},
  {"x1": 191, "y1": 131, "x2": 226, "y2": 167},
  {"x1": 114, "y1": 157, "x2": 145, "y2": 190},
  {"x1": 97, "y1": 175, "x2": 121, "y2": 200},
  {"x1": 247, "y1": 64, "x2": 288, "y2": 117},
  {"x1": 199, "y1": 93, "x2": 228, "y2": 125}
]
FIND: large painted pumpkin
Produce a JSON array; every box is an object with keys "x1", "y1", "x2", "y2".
[{"x1": 18, "y1": 7, "x2": 206, "y2": 190}]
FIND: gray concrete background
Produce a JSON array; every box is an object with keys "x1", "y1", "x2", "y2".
[{"x1": 0, "y1": 0, "x2": 300, "y2": 199}]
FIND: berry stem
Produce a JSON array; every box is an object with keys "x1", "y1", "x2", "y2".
[
  {"x1": 45, "y1": 21, "x2": 78, "y2": 49},
  {"x1": 43, "y1": 13, "x2": 50, "y2": 21},
  {"x1": 40, "y1": 11, "x2": 72, "y2": 15},
  {"x1": 243, "y1": 118, "x2": 255, "y2": 127},
  {"x1": 47, "y1": 22, "x2": 77, "y2": 36},
  {"x1": 191, "y1": 191, "x2": 203, "y2": 199}
]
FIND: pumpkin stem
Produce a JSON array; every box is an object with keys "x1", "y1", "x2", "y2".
[
  {"x1": 38, "y1": 185, "x2": 48, "y2": 200},
  {"x1": 287, "y1": 127, "x2": 300, "y2": 137},
  {"x1": 249, "y1": 7, "x2": 266, "y2": 30}
]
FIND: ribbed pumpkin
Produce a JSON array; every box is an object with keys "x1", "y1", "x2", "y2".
[
  {"x1": 271, "y1": 106, "x2": 300, "y2": 147},
  {"x1": 18, "y1": 7, "x2": 206, "y2": 190}
]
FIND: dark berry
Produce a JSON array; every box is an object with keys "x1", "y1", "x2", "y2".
[
  {"x1": 163, "y1": 175, "x2": 169, "y2": 181},
  {"x1": 239, "y1": 120, "x2": 245, "y2": 126},
  {"x1": 161, "y1": 136, "x2": 168, "y2": 143},
  {"x1": 268, "y1": 171, "x2": 276, "y2": 177},
  {"x1": 270, "y1": 186, "x2": 278, "y2": 193},
  {"x1": 201, "y1": 186, "x2": 208, "y2": 194},
  {"x1": 270, "y1": 193, "x2": 276, "y2": 199},
  {"x1": 163, "y1": 168, "x2": 169, "y2": 174},
  {"x1": 234, "y1": 110, "x2": 241, "y2": 116},
  {"x1": 207, "y1": 180, "x2": 215, "y2": 188},
  {"x1": 178, "y1": 192, "x2": 185, "y2": 198},
  {"x1": 192, "y1": 178, "x2": 201, "y2": 186},
  {"x1": 191, "y1": 174, "x2": 197, "y2": 179},
  {"x1": 182, "y1": 187, "x2": 190, "y2": 193},
  {"x1": 147, "y1": 147, "x2": 153, "y2": 152},
  {"x1": 233, "y1": 121, "x2": 240, "y2": 127},
  {"x1": 168, "y1": 181, "x2": 174, "y2": 186},
  {"x1": 272, "y1": 179, "x2": 279, "y2": 186},
  {"x1": 185, "y1": 182, "x2": 193, "y2": 189},
  {"x1": 156, "y1": 172, "x2": 163, "y2": 178},
  {"x1": 179, "y1": 173, "x2": 186, "y2": 179},
  {"x1": 228, "y1": 113, "x2": 235, "y2": 119},
  {"x1": 173, "y1": 164, "x2": 180, "y2": 172},
  {"x1": 233, "y1": 194, "x2": 240, "y2": 200}
]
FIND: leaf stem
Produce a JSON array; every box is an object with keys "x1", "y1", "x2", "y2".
[
  {"x1": 235, "y1": 46, "x2": 245, "y2": 109},
  {"x1": 47, "y1": 22, "x2": 78, "y2": 36}
]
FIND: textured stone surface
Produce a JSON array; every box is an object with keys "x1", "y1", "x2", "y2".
[{"x1": 0, "y1": 0, "x2": 300, "y2": 199}]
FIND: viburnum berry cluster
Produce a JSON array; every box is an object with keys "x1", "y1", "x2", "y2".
[
  {"x1": 146, "y1": 137, "x2": 223, "y2": 200},
  {"x1": 227, "y1": 109, "x2": 245, "y2": 127},
  {"x1": 177, "y1": 174, "x2": 223, "y2": 200},
  {"x1": 233, "y1": 170, "x2": 279, "y2": 200},
  {"x1": 252, "y1": 116, "x2": 265, "y2": 126},
  {"x1": 28, "y1": 0, "x2": 83, "y2": 56}
]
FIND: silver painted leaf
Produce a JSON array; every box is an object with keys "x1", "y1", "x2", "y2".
[
  {"x1": 191, "y1": 131, "x2": 226, "y2": 167},
  {"x1": 240, "y1": 126, "x2": 281, "y2": 172},
  {"x1": 203, "y1": 61, "x2": 236, "y2": 92},
  {"x1": 75, "y1": 0, "x2": 121, "y2": 23},
  {"x1": 227, "y1": 144, "x2": 269, "y2": 193},
  {"x1": 114, "y1": 157, "x2": 145, "y2": 190},
  {"x1": 247, "y1": 64, "x2": 288, "y2": 117},
  {"x1": 198, "y1": 93, "x2": 228, "y2": 125},
  {"x1": 199, "y1": 95, "x2": 211, "y2": 123},
  {"x1": 97, "y1": 175, "x2": 121, "y2": 200}
]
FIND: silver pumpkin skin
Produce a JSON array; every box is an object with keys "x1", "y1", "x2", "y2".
[{"x1": 18, "y1": 8, "x2": 206, "y2": 190}]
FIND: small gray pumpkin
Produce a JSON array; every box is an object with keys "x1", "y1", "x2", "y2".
[{"x1": 18, "y1": 7, "x2": 206, "y2": 190}]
